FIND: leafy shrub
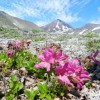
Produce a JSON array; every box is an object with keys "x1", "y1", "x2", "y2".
[{"x1": 5, "y1": 75, "x2": 23, "y2": 100}]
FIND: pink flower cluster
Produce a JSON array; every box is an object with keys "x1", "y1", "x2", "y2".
[
  {"x1": 35, "y1": 47, "x2": 68, "y2": 71},
  {"x1": 56, "y1": 59, "x2": 90, "y2": 89},
  {"x1": 6, "y1": 40, "x2": 31, "y2": 57},
  {"x1": 35, "y1": 47, "x2": 91, "y2": 89},
  {"x1": 7, "y1": 39, "x2": 31, "y2": 51}
]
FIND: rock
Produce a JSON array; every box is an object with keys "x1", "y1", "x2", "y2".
[
  {"x1": 25, "y1": 77, "x2": 36, "y2": 89},
  {"x1": 96, "y1": 73, "x2": 100, "y2": 79},
  {"x1": 26, "y1": 77, "x2": 36, "y2": 83},
  {"x1": 25, "y1": 81, "x2": 33, "y2": 88},
  {"x1": 19, "y1": 67, "x2": 28, "y2": 76},
  {"x1": 12, "y1": 70, "x2": 19, "y2": 75},
  {"x1": 92, "y1": 83, "x2": 97, "y2": 87},
  {"x1": 54, "y1": 98, "x2": 61, "y2": 100},
  {"x1": 19, "y1": 94, "x2": 27, "y2": 100},
  {"x1": 96, "y1": 65, "x2": 100, "y2": 72}
]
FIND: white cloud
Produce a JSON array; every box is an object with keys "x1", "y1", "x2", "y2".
[
  {"x1": 0, "y1": 0, "x2": 91, "y2": 25},
  {"x1": 35, "y1": 21, "x2": 49, "y2": 27},
  {"x1": 91, "y1": 19, "x2": 100, "y2": 24}
]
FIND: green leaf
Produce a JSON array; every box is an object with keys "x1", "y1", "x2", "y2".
[
  {"x1": 6, "y1": 94, "x2": 14, "y2": 100},
  {"x1": 25, "y1": 90, "x2": 30, "y2": 98},
  {"x1": 25, "y1": 89, "x2": 38, "y2": 100},
  {"x1": 11, "y1": 75, "x2": 17, "y2": 82},
  {"x1": 38, "y1": 83, "x2": 48, "y2": 94},
  {"x1": 60, "y1": 92, "x2": 64, "y2": 96},
  {"x1": 9, "y1": 81, "x2": 14, "y2": 88},
  {"x1": 39, "y1": 93, "x2": 46, "y2": 99},
  {"x1": 46, "y1": 94, "x2": 52, "y2": 100},
  {"x1": 18, "y1": 82, "x2": 23, "y2": 90}
]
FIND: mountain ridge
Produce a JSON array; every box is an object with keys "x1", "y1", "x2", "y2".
[
  {"x1": 42, "y1": 19, "x2": 73, "y2": 33},
  {"x1": 42, "y1": 19, "x2": 100, "y2": 34},
  {"x1": 0, "y1": 10, "x2": 41, "y2": 31},
  {"x1": 0, "y1": 10, "x2": 100, "y2": 34}
]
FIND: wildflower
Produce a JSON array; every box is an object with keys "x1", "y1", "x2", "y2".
[
  {"x1": 26, "y1": 39, "x2": 31, "y2": 46},
  {"x1": 35, "y1": 48, "x2": 54, "y2": 71},
  {"x1": 53, "y1": 50, "x2": 68, "y2": 66},
  {"x1": 16, "y1": 40, "x2": 22, "y2": 46},
  {"x1": 57, "y1": 75, "x2": 73, "y2": 86},
  {"x1": 88, "y1": 50, "x2": 100, "y2": 64},
  {"x1": 35, "y1": 47, "x2": 68, "y2": 71},
  {"x1": 55, "y1": 59, "x2": 91, "y2": 89},
  {"x1": 7, "y1": 50, "x2": 14, "y2": 57}
]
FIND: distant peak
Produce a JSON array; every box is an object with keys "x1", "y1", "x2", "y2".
[
  {"x1": 0, "y1": 10, "x2": 7, "y2": 14},
  {"x1": 56, "y1": 19, "x2": 62, "y2": 22}
]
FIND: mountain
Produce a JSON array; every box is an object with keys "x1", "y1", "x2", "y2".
[
  {"x1": 75, "y1": 23, "x2": 100, "y2": 34},
  {"x1": 0, "y1": 11, "x2": 100, "y2": 34},
  {"x1": 0, "y1": 11, "x2": 41, "y2": 31},
  {"x1": 42, "y1": 19, "x2": 100, "y2": 34},
  {"x1": 42, "y1": 19, "x2": 73, "y2": 33}
]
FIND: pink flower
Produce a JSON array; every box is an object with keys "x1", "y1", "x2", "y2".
[
  {"x1": 55, "y1": 62, "x2": 69, "y2": 75},
  {"x1": 16, "y1": 40, "x2": 22, "y2": 46},
  {"x1": 35, "y1": 47, "x2": 68, "y2": 71},
  {"x1": 35, "y1": 48, "x2": 54, "y2": 71},
  {"x1": 7, "y1": 50, "x2": 14, "y2": 57},
  {"x1": 55, "y1": 59, "x2": 91, "y2": 89},
  {"x1": 26, "y1": 39, "x2": 31, "y2": 45},
  {"x1": 53, "y1": 50, "x2": 68, "y2": 66},
  {"x1": 57, "y1": 75, "x2": 73, "y2": 86}
]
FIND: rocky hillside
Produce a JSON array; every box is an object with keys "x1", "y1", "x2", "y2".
[
  {"x1": 42, "y1": 20, "x2": 100, "y2": 34},
  {"x1": 75, "y1": 23, "x2": 100, "y2": 34},
  {"x1": 42, "y1": 19, "x2": 73, "y2": 33},
  {"x1": 0, "y1": 11, "x2": 41, "y2": 31}
]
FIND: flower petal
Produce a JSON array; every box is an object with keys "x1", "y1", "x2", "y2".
[
  {"x1": 38, "y1": 55, "x2": 45, "y2": 61},
  {"x1": 57, "y1": 75, "x2": 73, "y2": 86},
  {"x1": 35, "y1": 62, "x2": 50, "y2": 71}
]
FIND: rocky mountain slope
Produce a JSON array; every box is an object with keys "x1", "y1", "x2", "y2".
[
  {"x1": 0, "y1": 10, "x2": 100, "y2": 34},
  {"x1": 42, "y1": 20, "x2": 100, "y2": 34},
  {"x1": 42, "y1": 19, "x2": 73, "y2": 33},
  {"x1": 0, "y1": 11, "x2": 41, "y2": 31},
  {"x1": 75, "y1": 23, "x2": 100, "y2": 34}
]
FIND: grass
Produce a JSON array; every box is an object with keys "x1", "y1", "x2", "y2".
[{"x1": 32, "y1": 36, "x2": 46, "y2": 41}]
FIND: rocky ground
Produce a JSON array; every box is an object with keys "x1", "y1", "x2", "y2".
[{"x1": 0, "y1": 33, "x2": 100, "y2": 100}]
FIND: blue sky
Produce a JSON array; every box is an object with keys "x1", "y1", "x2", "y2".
[{"x1": 0, "y1": 0, "x2": 100, "y2": 28}]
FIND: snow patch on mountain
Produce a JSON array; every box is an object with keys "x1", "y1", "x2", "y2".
[
  {"x1": 56, "y1": 21, "x2": 60, "y2": 29},
  {"x1": 92, "y1": 27, "x2": 100, "y2": 31},
  {"x1": 79, "y1": 29, "x2": 87, "y2": 34}
]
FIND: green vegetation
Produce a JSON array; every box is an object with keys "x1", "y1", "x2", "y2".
[
  {"x1": 5, "y1": 75, "x2": 23, "y2": 100},
  {"x1": 32, "y1": 36, "x2": 45, "y2": 41},
  {"x1": 24, "y1": 89, "x2": 38, "y2": 100},
  {"x1": 86, "y1": 39, "x2": 100, "y2": 51},
  {"x1": 32, "y1": 29, "x2": 46, "y2": 33},
  {"x1": 85, "y1": 32, "x2": 100, "y2": 51},
  {"x1": 56, "y1": 35, "x2": 66, "y2": 41},
  {"x1": 83, "y1": 32, "x2": 99, "y2": 38}
]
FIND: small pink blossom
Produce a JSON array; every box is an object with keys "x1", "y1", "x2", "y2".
[
  {"x1": 26, "y1": 39, "x2": 31, "y2": 45},
  {"x1": 7, "y1": 50, "x2": 14, "y2": 57},
  {"x1": 16, "y1": 40, "x2": 22, "y2": 46},
  {"x1": 35, "y1": 48, "x2": 54, "y2": 71},
  {"x1": 53, "y1": 50, "x2": 68, "y2": 66}
]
